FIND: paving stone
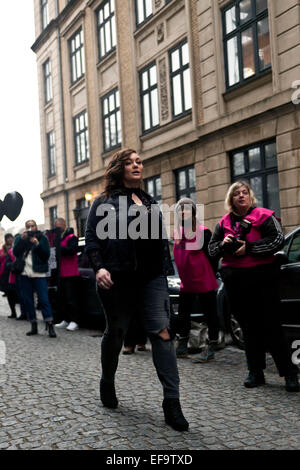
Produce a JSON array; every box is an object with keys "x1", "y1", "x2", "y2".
[{"x1": 0, "y1": 296, "x2": 300, "y2": 450}]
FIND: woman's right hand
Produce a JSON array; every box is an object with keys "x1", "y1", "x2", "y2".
[
  {"x1": 221, "y1": 234, "x2": 234, "y2": 246},
  {"x1": 96, "y1": 268, "x2": 114, "y2": 290}
]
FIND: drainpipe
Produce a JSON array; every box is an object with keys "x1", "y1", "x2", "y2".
[{"x1": 56, "y1": 0, "x2": 69, "y2": 226}]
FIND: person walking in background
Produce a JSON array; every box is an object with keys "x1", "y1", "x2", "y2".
[
  {"x1": 53, "y1": 218, "x2": 80, "y2": 332},
  {"x1": 173, "y1": 198, "x2": 220, "y2": 362},
  {"x1": 122, "y1": 315, "x2": 148, "y2": 355},
  {"x1": 13, "y1": 220, "x2": 56, "y2": 338},
  {"x1": 0, "y1": 234, "x2": 18, "y2": 319},
  {"x1": 85, "y1": 148, "x2": 189, "y2": 432},
  {"x1": 209, "y1": 181, "x2": 299, "y2": 392}
]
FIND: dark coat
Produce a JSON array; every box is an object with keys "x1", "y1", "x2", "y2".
[
  {"x1": 13, "y1": 232, "x2": 50, "y2": 274},
  {"x1": 85, "y1": 188, "x2": 174, "y2": 276}
]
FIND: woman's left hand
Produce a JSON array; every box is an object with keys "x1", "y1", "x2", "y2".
[
  {"x1": 234, "y1": 240, "x2": 246, "y2": 256},
  {"x1": 30, "y1": 237, "x2": 39, "y2": 246}
]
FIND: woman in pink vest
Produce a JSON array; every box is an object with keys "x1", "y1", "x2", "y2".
[
  {"x1": 54, "y1": 218, "x2": 80, "y2": 332},
  {"x1": 173, "y1": 198, "x2": 219, "y2": 362},
  {"x1": 209, "y1": 181, "x2": 299, "y2": 392}
]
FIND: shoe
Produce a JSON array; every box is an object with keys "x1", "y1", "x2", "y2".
[
  {"x1": 66, "y1": 322, "x2": 79, "y2": 331},
  {"x1": 285, "y1": 375, "x2": 300, "y2": 392},
  {"x1": 192, "y1": 342, "x2": 215, "y2": 363},
  {"x1": 137, "y1": 345, "x2": 146, "y2": 352},
  {"x1": 176, "y1": 336, "x2": 189, "y2": 358},
  {"x1": 8, "y1": 313, "x2": 17, "y2": 319},
  {"x1": 162, "y1": 398, "x2": 189, "y2": 432},
  {"x1": 46, "y1": 322, "x2": 56, "y2": 338},
  {"x1": 26, "y1": 322, "x2": 38, "y2": 336},
  {"x1": 100, "y1": 379, "x2": 118, "y2": 408},
  {"x1": 16, "y1": 315, "x2": 27, "y2": 321},
  {"x1": 122, "y1": 347, "x2": 134, "y2": 355},
  {"x1": 55, "y1": 320, "x2": 69, "y2": 329},
  {"x1": 244, "y1": 371, "x2": 265, "y2": 388}
]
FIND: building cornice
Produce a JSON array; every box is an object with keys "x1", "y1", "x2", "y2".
[{"x1": 31, "y1": 0, "x2": 83, "y2": 53}]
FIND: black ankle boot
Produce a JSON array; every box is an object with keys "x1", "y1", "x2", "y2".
[
  {"x1": 26, "y1": 322, "x2": 38, "y2": 336},
  {"x1": 244, "y1": 371, "x2": 265, "y2": 388},
  {"x1": 45, "y1": 322, "x2": 56, "y2": 338},
  {"x1": 100, "y1": 379, "x2": 118, "y2": 408},
  {"x1": 162, "y1": 398, "x2": 189, "y2": 432},
  {"x1": 8, "y1": 313, "x2": 17, "y2": 319}
]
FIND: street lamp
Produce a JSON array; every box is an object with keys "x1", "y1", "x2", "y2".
[{"x1": 85, "y1": 192, "x2": 93, "y2": 203}]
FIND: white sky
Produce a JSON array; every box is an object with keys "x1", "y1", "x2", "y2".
[{"x1": 0, "y1": 1, "x2": 44, "y2": 232}]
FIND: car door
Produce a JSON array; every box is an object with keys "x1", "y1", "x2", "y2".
[{"x1": 280, "y1": 229, "x2": 300, "y2": 325}]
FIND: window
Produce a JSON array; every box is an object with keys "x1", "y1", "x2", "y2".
[
  {"x1": 49, "y1": 206, "x2": 58, "y2": 229},
  {"x1": 175, "y1": 166, "x2": 196, "y2": 202},
  {"x1": 76, "y1": 198, "x2": 90, "y2": 238},
  {"x1": 69, "y1": 28, "x2": 85, "y2": 84},
  {"x1": 43, "y1": 59, "x2": 52, "y2": 104},
  {"x1": 140, "y1": 63, "x2": 159, "y2": 133},
  {"x1": 135, "y1": 0, "x2": 153, "y2": 26},
  {"x1": 223, "y1": 0, "x2": 270, "y2": 89},
  {"x1": 41, "y1": 0, "x2": 49, "y2": 30},
  {"x1": 74, "y1": 111, "x2": 89, "y2": 164},
  {"x1": 145, "y1": 176, "x2": 162, "y2": 205},
  {"x1": 287, "y1": 232, "x2": 300, "y2": 263},
  {"x1": 97, "y1": 0, "x2": 116, "y2": 60},
  {"x1": 47, "y1": 131, "x2": 56, "y2": 177},
  {"x1": 169, "y1": 40, "x2": 192, "y2": 118},
  {"x1": 231, "y1": 140, "x2": 280, "y2": 215},
  {"x1": 102, "y1": 88, "x2": 122, "y2": 152}
]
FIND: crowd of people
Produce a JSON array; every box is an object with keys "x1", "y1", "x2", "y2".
[{"x1": 1, "y1": 147, "x2": 299, "y2": 433}]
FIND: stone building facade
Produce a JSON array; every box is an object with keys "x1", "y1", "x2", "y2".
[{"x1": 32, "y1": 0, "x2": 300, "y2": 235}]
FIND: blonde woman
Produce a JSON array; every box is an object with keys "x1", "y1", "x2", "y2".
[{"x1": 209, "y1": 181, "x2": 299, "y2": 392}]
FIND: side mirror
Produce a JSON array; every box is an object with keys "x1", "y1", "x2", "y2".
[{"x1": 274, "y1": 250, "x2": 289, "y2": 265}]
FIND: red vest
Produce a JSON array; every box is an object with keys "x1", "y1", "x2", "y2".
[
  {"x1": 174, "y1": 224, "x2": 218, "y2": 293},
  {"x1": 220, "y1": 207, "x2": 276, "y2": 268},
  {"x1": 60, "y1": 234, "x2": 80, "y2": 278}
]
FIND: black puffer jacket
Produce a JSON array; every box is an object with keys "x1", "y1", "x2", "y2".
[{"x1": 85, "y1": 188, "x2": 174, "y2": 277}]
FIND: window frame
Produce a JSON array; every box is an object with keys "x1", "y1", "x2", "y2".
[
  {"x1": 169, "y1": 39, "x2": 192, "y2": 119},
  {"x1": 144, "y1": 175, "x2": 162, "y2": 204},
  {"x1": 230, "y1": 139, "x2": 280, "y2": 214},
  {"x1": 96, "y1": 0, "x2": 116, "y2": 62},
  {"x1": 222, "y1": 0, "x2": 271, "y2": 91},
  {"x1": 47, "y1": 131, "x2": 56, "y2": 177},
  {"x1": 135, "y1": 0, "x2": 153, "y2": 28},
  {"x1": 69, "y1": 28, "x2": 85, "y2": 85},
  {"x1": 101, "y1": 88, "x2": 122, "y2": 153},
  {"x1": 139, "y1": 62, "x2": 160, "y2": 134},
  {"x1": 175, "y1": 165, "x2": 196, "y2": 201},
  {"x1": 41, "y1": 0, "x2": 49, "y2": 30},
  {"x1": 43, "y1": 59, "x2": 53, "y2": 105},
  {"x1": 49, "y1": 206, "x2": 58, "y2": 229},
  {"x1": 73, "y1": 110, "x2": 90, "y2": 165}
]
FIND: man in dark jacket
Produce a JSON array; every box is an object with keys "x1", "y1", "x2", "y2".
[
  {"x1": 13, "y1": 220, "x2": 56, "y2": 338},
  {"x1": 54, "y1": 218, "x2": 80, "y2": 331}
]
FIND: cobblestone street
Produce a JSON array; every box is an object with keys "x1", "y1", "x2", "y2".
[{"x1": 0, "y1": 295, "x2": 299, "y2": 451}]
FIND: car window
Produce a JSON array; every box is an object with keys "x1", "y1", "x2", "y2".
[{"x1": 287, "y1": 232, "x2": 300, "y2": 263}]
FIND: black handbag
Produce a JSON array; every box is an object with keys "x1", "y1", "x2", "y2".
[{"x1": 10, "y1": 257, "x2": 25, "y2": 275}]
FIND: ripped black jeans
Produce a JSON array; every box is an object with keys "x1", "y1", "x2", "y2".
[{"x1": 99, "y1": 275, "x2": 180, "y2": 399}]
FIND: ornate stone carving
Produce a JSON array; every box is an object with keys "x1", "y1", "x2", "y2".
[
  {"x1": 155, "y1": 0, "x2": 162, "y2": 8},
  {"x1": 157, "y1": 22, "x2": 164, "y2": 44},
  {"x1": 159, "y1": 58, "x2": 169, "y2": 121}
]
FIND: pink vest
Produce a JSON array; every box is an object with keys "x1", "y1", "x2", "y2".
[
  {"x1": 8, "y1": 249, "x2": 16, "y2": 285},
  {"x1": 173, "y1": 224, "x2": 218, "y2": 293},
  {"x1": 220, "y1": 207, "x2": 276, "y2": 268},
  {"x1": 60, "y1": 234, "x2": 80, "y2": 278}
]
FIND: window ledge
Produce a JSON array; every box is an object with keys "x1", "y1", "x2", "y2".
[
  {"x1": 223, "y1": 69, "x2": 272, "y2": 101},
  {"x1": 69, "y1": 75, "x2": 86, "y2": 93},
  {"x1": 96, "y1": 49, "x2": 117, "y2": 69},
  {"x1": 47, "y1": 174, "x2": 56, "y2": 181},
  {"x1": 140, "y1": 112, "x2": 192, "y2": 142},
  {"x1": 74, "y1": 160, "x2": 90, "y2": 170},
  {"x1": 44, "y1": 100, "x2": 53, "y2": 111}
]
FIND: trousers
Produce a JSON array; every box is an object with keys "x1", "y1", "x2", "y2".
[
  {"x1": 99, "y1": 275, "x2": 180, "y2": 398},
  {"x1": 221, "y1": 264, "x2": 298, "y2": 377}
]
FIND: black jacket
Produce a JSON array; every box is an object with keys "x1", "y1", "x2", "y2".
[{"x1": 85, "y1": 188, "x2": 174, "y2": 277}]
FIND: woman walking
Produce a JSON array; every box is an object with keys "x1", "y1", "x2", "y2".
[{"x1": 85, "y1": 148, "x2": 188, "y2": 431}]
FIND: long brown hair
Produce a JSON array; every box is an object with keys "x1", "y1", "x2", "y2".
[{"x1": 102, "y1": 148, "x2": 138, "y2": 197}]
